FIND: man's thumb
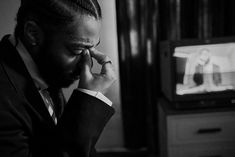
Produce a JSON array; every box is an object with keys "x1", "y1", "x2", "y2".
[{"x1": 81, "y1": 50, "x2": 93, "y2": 78}]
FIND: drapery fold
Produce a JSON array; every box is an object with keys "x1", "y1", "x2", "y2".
[{"x1": 116, "y1": 0, "x2": 159, "y2": 150}]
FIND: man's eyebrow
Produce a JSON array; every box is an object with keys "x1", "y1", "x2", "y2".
[{"x1": 70, "y1": 39, "x2": 100, "y2": 49}]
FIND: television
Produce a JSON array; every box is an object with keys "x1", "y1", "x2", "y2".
[{"x1": 160, "y1": 37, "x2": 235, "y2": 109}]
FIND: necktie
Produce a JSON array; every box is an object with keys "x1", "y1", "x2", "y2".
[
  {"x1": 47, "y1": 87, "x2": 65, "y2": 118},
  {"x1": 40, "y1": 88, "x2": 65, "y2": 124}
]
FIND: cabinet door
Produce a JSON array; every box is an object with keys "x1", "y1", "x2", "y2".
[
  {"x1": 169, "y1": 144, "x2": 235, "y2": 157},
  {"x1": 167, "y1": 112, "x2": 235, "y2": 145}
]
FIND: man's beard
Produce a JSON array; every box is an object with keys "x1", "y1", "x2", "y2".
[
  {"x1": 36, "y1": 54, "x2": 81, "y2": 89},
  {"x1": 38, "y1": 62, "x2": 75, "y2": 88}
]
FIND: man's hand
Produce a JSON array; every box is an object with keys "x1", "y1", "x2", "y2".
[{"x1": 78, "y1": 48, "x2": 116, "y2": 94}]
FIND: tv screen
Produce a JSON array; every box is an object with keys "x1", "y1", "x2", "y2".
[{"x1": 174, "y1": 43, "x2": 235, "y2": 95}]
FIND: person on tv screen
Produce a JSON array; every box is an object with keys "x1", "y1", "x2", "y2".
[
  {"x1": 0, "y1": 0, "x2": 116, "y2": 156},
  {"x1": 186, "y1": 49, "x2": 221, "y2": 87},
  {"x1": 177, "y1": 48, "x2": 232, "y2": 95}
]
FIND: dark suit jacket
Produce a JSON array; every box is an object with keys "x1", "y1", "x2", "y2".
[{"x1": 0, "y1": 35, "x2": 115, "y2": 157}]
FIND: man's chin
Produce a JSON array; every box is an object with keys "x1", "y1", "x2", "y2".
[
  {"x1": 47, "y1": 77, "x2": 79, "y2": 89},
  {"x1": 59, "y1": 78, "x2": 78, "y2": 88}
]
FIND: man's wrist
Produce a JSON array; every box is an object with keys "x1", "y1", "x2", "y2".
[{"x1": 76, "y1": 88, "x2": 112, "y2": 106}]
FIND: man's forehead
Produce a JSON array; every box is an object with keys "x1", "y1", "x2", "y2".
[{"x1": 61, "y1": 17, "x2": 101, "y2": 46}]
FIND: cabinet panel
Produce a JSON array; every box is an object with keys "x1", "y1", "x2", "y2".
[
  {"x1": 158, "y1": 99, "x2": 235, "y2": 157},
  {"x1": 169, "y1": 144, "x2": 235, "y2": 157},
  {"x1": 167, "y1": 112, "x2": 235, "y2": 145}
]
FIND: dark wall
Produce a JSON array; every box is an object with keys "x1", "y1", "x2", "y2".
[{"x1": 159, "y1": 0, "x2": 235, "y2": 40}]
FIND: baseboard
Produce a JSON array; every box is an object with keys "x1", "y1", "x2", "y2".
[{"x1": 96, "y1": 148, "x2": 148, "y2": 157}]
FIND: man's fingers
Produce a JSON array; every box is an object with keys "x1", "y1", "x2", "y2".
[
  {"x1": 90, "y1": 48, "x2": 111, "y2": 65},
  {"x1": 78, "y1": 48, "x2": 117, "y2": 93},
  {"x1": 100, "y1": 59, "x2": 116, "y2": 84},
  {"x1": 101, "y1": 61, "x2": 115, "y2": 75},
  {"x1": 89, "y1": 48, "x2": 115, "y2": 76}
]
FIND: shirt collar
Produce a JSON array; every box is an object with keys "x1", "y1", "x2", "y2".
[{"x1": 9, "y1": 35, "x2": 49, "y2": 90}]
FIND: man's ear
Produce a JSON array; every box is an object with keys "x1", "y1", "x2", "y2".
[{"x1": 23, "y1": 21, "x2": 43, "y2": 46}]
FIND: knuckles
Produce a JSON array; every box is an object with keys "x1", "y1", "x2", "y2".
[{"x1": 106, "y1": 73, "x2": 117, "y2": 84}]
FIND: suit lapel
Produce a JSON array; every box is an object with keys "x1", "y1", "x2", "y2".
[{"x1": 0, "y1": 35, "x2": 55, "y2": 125}]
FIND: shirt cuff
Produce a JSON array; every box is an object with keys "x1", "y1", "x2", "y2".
[{"x1": 76, "y1": 88, "x2": 112, "y2": 106}]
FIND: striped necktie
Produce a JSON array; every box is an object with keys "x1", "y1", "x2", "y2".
[{"x1": 40, "y1": 88, "x2": 65, "y2": 124}]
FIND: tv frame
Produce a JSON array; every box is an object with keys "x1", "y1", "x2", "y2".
[{"x1": 160, "y1": 37, "x2": 235, "y2": 108}]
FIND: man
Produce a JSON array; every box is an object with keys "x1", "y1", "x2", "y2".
[{"x1": 0, "y1": 0, "x2": 116, "y2": 156}]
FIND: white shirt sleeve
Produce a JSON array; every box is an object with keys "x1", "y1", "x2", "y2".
[{"x1": 76, "y1": 88, "x2": 112, "y2": 106}]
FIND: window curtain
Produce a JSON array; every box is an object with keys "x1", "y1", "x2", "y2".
[{"x1": 116, "y1": 0, "x2": 159, "y2": 151}]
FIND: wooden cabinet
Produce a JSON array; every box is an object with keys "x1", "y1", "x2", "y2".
[{"x1": 158, "y1": 98, "x2": 235, "y2": 157}]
